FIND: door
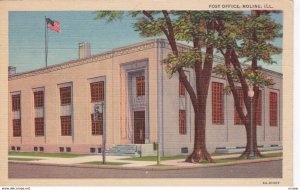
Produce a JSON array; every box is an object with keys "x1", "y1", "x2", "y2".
[{"x1": 134, "y1": 111, "x2": 145, "y2": 144}]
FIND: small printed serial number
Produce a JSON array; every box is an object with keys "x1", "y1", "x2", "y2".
[{"x1": 262, "y1": 181, "x2": 280, "y2": 185}]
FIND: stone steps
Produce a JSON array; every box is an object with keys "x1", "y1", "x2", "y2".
[{"x1": 107, "y1": 144, "x2": 141, "y2": 157}]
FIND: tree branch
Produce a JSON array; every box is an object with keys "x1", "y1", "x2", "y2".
[
  {"x1": 229, "y1": 49, "x2": 250, "y2": 113},
  {"x1": 162, "y1": 10, "x2": 179, "y2": 56},
  {"x1": 193, "y1": 37, "x2": 202, "y2": 100},
  {"x1": 178, "y1": 68, "x2": 199, "y2": 112},
  {"x1": 224, "y1": 48, "x2": 248, "y2": 125}
]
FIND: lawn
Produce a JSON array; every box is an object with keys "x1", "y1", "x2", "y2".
[
  {"x1": 200, "y1": 152, "x2": 282, "y2": 164},
  {"x1": 149, "y1": 164, "x2": 172, "y2": 166},
  {"x1": 81, "y1": 161, "x2": 130, "y2": 166},
  {"x1": 8, "y1": 157, "x2": 42, "y2": 161},
  {"x1": 122, "y1": 152, "x2": 282, "y2": 162},
  {"x1": 9, "y1": 151, "x2": 90, "y2": 158},
  {"x1": 121, "y1": 155, "x2": 186, "y2": 161}
]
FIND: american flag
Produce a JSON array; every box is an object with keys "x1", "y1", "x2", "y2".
[{"x1": 46, "y1": 18, "x2": 61, "y2": 33}]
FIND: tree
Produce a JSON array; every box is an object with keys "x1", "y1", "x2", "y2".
[
  {"x1": 95, "y1": 11, "x2": 235, "y2": 162},
  {"x1": 213, "y1": 11, "x2": 282, "y2": 158}
]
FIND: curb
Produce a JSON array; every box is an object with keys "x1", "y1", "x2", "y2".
[{"x1": 9, "y1": 157, "x2": 282, "y2": 171}]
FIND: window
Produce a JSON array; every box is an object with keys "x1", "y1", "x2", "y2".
[
  {"x1": 270, "y1": 92, "x2": 278, "y2": 126},
  {"x1": 12, "y1": 94, "x2": 20, "y2": 111},
  {"x1": 136, "y1": 76, "x2": 145, "y2": 96},
  {"x1": 59, "y1": 147, "x2": 64, "y2": 152},
  {"x1": 91, "y1": 113, "x2": 103, "y2": 135},
  {"x1": 234, "y1": 88, "x2": 244, "y2": 125},
  {"x1": 61, "y1": 116, "x2": 72, "y2": 136},
  {"x1": 35, "y1": 117, "x2": 44, "y2": 136},
  {"x1": 90, "y1": 148, "x2": 96, "y2": 153},
  {"x1": 212, "y1": 82, "x2": 224, "y2": 124},
  {"x1": 179, "y1": 110, "x2": 186, "y2": 134},
  {"x1": 179, "y1": 80, "x2": 185, "y2": 96},
  {"x1": 13, "y1": 119, "x2": 21, "y2": 137},
  {"x1": 90, "y1": 81, "x2": 104, "y2": 102},
  {"x1": 256, "y1": 91, "x2": 262, "y2": 126},
  {"x1": 60, "y1": 86, "x2": 71, "y2": 105},
  {"x1": 34, "y1": 91, "x2": 44, "y2": 108}
]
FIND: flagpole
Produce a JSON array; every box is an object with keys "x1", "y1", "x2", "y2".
[{"x1": 45, "y1": 16, "x2": 48, "y2": 67}]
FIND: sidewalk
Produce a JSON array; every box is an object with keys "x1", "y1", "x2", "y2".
[{"x1": 9, "y1": 150, "x2": 282, "y2": 169}]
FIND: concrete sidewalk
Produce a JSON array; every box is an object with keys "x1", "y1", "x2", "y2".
[{"x1": 9, "y1": 150, "x2": 282, "y2": 168}]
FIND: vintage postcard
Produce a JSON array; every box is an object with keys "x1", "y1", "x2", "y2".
[{"x1": 0, "y1": 0, "x2": 293, "y2": 187}]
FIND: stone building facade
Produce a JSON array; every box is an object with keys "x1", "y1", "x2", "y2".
[{"x1": 8, "y1": 39, "x2": 282, "y2": 155}]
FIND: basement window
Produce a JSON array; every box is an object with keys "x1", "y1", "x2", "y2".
[
  {"x1": 16, "y1": 147, "x2": 21, "y2": 151},
  {"x1": 11, "y1": 146, "x2": 15, "y2": 151},
  {"x1": 34, "y1": 147, "x2": 38, "y2": 151},
  {"x1": 66, "y1": 147, "x2": 71, "y2": 152},
  {"x1": 181, "y1": 147, "x2": 188, "y2": 154},
  {"x1": 39, "y1": 147, "x2": 44, "y2": 152},
  {"x1": 59, "y1": 147, "x2": 64, "y2": 152},
  {"x1": 98, "y1": 148, "x2": 102, "y2": 153},
  {"x1": 90, "y1": 148, "x2": 96, "y2": 153}
]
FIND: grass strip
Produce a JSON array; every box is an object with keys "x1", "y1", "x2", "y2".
[
  {"x1": 121, "y1": 155, "x2": 186, "y2": 161},
  {"x1": 200, "y1": 152, "x2": 282, "y2": 164},
  {"x1": 81, "y1": 161, "x2": 130, "y2": 166},
  {"x1": 8, "y1": 157, "x2": 42, "y2": 161},
  {"x1": 9, "y1": 151, "x2": 90, "y2": 158}
]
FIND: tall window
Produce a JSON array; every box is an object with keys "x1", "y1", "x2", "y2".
[
  {"x1": 90, "y1": 81, "x2": 104, "y2": 102},
  {"x1": 34, "y1": 90, "x2": 45, "y2": 136},
  {"x1": 60, "y1": 86, "x2": 71, "y2": 105},
  {"x1": 61, "y1": 116, "x2": 72, "y2": 136},
  {"x1": 91, "y1": 113, "x2": 103, "y2": 135},
  {"x1": 12, "y1": 94, "x2": 20, "y2": 111},
  {"x1": 234, "y1": 88, "x2": 244, "y2": 125},
  {"x1": 136, "y1": 76, "x2": 145, "y2": 96},
  {"x1": 212, "y1": 82, "x2": 224, "y2": 124},
  {"x1": 179, "y1": 80, "x2": 185, "y2": 96},
  {"x1": 60, "y1": 85, "x2": 72, "y2": 136},
  {"x1": 13, "y1": 119, "x2": 21, "y2": 137},
  {"x1": 34, "y1": 91, "x2": 44, "y2": 108},
  {"x1": 35, "y1": 117, "x2": 44, "y2": 136},
  {"x1": 179, "y1": 110, "x2": 186, "y2": 134},
  {"x1": 256, "y1": 91, "x2": 262, "y2": 126},
  {"x1": 269, "y1": 92, "x2": 278, "y2": 127},
  {"x1": 12, "y1": 93, "x2": 21, "y2": 137}
]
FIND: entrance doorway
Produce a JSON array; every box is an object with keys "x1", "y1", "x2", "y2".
[{"x1": 134, "y1": 111, "x2": 145, "y2": 144}]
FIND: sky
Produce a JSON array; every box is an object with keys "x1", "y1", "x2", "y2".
[{"x1": 9, "y1": 11, "x2": 283, "y2": 73}]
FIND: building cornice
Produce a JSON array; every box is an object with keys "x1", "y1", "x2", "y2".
[
  {"x1": 9, "y1": 39, "x2": 158, "y2": 81},
  {"x1": 9, "y1": 38, "x2": 282, "y2": 80}
]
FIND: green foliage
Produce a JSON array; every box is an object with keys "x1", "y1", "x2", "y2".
[
  {"x1": 213, "y1": 64, "x2": 275, "y2": 88},
  {"x1": 244, "y1": 69, "x2": 275, "y2": 86},
  {"x1": 162, "y1": 48, "x2": 202, "y2": 76},
  {"x1": 217, "y1": 11, "x2": 282, "y2": 64},
  {"x1": 134, "y1": 17, "x2": 165, "y2": 37},
  {"x1": 95, "y1": 11, "x2": 282, "y2": 86},
  {"x1": 94, "y1": 11, "x2": 125, "y2": 22}
]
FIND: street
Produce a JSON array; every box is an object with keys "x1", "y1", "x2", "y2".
[{"x1": 8, "y1": 160, "x2": 282, "y2": 178}]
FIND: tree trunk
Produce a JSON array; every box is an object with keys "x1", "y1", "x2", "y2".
[
  {"x1": 185, "y1": 96, "x2": 213, "y2": 163},
  {"x1": 185, "y1": 110, "x2": 213, "y2": 163}
]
